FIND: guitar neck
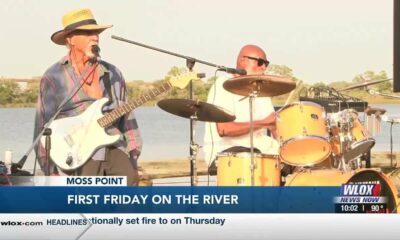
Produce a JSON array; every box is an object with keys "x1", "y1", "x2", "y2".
[{"x1": 98, "y1": 81, "x2": 172, "y2": 128}]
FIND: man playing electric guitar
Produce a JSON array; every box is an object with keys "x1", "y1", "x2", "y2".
[
  {"x1": 33, "y1": 8, "x2": 143, "y2": 185},
  {"x1": 34, "y1": 9, "x2": 195, "y2": 185}
]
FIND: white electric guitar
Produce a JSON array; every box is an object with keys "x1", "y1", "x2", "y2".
[{"x1": 41, "y1": 72, "x2": 198, "y2": 171}]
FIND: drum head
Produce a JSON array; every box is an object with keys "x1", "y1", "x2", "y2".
[
  {"x1": 343, "y1": 139, "x2": 375, "y2": 161},
  {"x1": 280, "y1": 137, "x2": 331, "y2": 166},
  {"x1": 347, "y1": 170, "x2": 399, "y2": 213}
]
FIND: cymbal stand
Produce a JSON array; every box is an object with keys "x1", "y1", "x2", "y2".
[
  {"x1": 187, "y1": 59, "x2": 198, "y2": 186},
  {"x1": 337, "y1": 122, "x2": 350, "y2": 172},
  {"x1": 189, "y1": 114, "x2": 200, "y2": 186},
  {"x1": 249, "y1": 83, "x2": 260, "y2": 186}
]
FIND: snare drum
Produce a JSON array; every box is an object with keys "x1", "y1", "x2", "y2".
[
  {"x1": 276, "y1": 102, "x2": 331, "y2": 166},
  {"x1": 217, "y1": 152, "x2": 281, "y2": 186}
]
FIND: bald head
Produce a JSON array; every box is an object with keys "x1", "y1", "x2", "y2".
[{"x1": 236, "y1": 45, "x2": 268, "y2": 75}]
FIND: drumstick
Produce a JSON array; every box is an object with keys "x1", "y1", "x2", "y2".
[{"x1": 284, "y1": 80, "x2": 303, "y2": 105}]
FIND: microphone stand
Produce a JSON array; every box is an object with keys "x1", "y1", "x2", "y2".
[
  {"x1": 111, "y1": 35, "x2": 246, "y2": 75},
  {"x1": 113, "y1": 35, "x2": 248, "y2": 186},
  {"x1": 17, "y1": 56, "x2": 99, "y2": 175},
  {"x1": 382, "y1": 118, "x2": 399, "y2": 168},
  {"x1": 366, "y1": 89, "x2": 400, "y2": 167},
  {"x1": 367, "y1": 89, "x2": 400, "y2": 99}
]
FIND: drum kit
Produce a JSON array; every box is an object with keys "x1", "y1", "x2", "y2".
[
  {"x1": 157, "y1": 74, "x2": 399, "y2": 212},
  {"x1": 104, "y1": 35, "x2": 400, "y2": 212}
]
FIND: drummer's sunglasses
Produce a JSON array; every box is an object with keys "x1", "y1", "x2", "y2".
[{"x1": 244, "y1": 56, "x2": 270, "y2": 67}]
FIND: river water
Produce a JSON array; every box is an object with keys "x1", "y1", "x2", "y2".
[{"x1": 0, "y1": 104, "x2": 399, "y2": 172}]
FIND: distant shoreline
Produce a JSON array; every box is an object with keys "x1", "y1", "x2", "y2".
[{"x1": 1, "y1": 98, "x2": 399, "y2": 108}]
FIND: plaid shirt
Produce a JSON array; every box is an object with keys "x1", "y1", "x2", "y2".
[{"x1": 33, "y1": 55, "x2": 142, "y2": 174}]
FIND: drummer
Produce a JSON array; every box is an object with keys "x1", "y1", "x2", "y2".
[{"x1": 203, "y1": 44, "x2": 279, "y2": 172}]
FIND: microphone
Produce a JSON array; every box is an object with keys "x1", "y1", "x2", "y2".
[
  {"x1": 218, "y1": 67, "x2": 247, "y2": 75},
  {"x1": 91, "y1": 45, "x2": 101, "y2": 63},
  {"x1": 380, "y1": 115, "x2": 400, "y2": 124}
]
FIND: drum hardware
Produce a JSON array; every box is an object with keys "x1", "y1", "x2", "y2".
[
  {"x1": 189, "y1": 114, "x2": 200, "y2": 186},
  {"x1": 347, "y1": 157, "x2": 362, "y2": 170},
  {"x1": 223, "y1": 75, "x2": 296, "y2": 186},
  {"x1": 248, "y1": 89, "x2": 258, "y2": 186},
  {"x1": 157, "y1": 99, "x2": 236, "y2": 186},
  {"x1": 337, "y1": 122, "x2": 351, "y2": 172}
]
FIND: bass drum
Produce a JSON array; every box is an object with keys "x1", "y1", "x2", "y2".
[
  {"x1": 286, "y1": 169, "x2": 400, "y2": 213},
  {"x1": 348, "y1": 169, "x2": 400, "y2": 213},
  {"x1": 388, "y1": 168, "x2": 400, "y2": 193},
  {"x1": 285, "y1": 169, "x2": 354, "y2": 186}
]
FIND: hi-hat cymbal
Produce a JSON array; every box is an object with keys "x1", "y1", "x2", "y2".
[
  {"x1": 223, "y1": 74, "x2": 296, "y2": 97},
  {"x1": 339, "y1": 79, "x2": 392, "y2": 91},
  {"x1": 157, "y1": 98, "x2": 236, "y2": 122}
]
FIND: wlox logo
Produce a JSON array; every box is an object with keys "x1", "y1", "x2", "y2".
[
  {"x1": 1, "y1": 221, "x2": 43, "y2": 226},
  {"x1": 335, "y1": 183, "x2": 386, "y2": 204},
  {"x1": 341, "y1": 184, "x2": 381, "y2": 196}
]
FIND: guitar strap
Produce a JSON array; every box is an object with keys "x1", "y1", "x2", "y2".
[{"x1": 101, "y1": 62, "x2": 116, "y2": 105}]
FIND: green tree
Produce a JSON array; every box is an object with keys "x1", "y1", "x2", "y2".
[
  {"x1": 0, "y1": 80, "x2": 21, "y2": 104},
  {"x1": 22, "y1": 81, "x2": 39, "y2": 103},
  {"x1": 266, "y1": 64, "x2": 294, "y2": 77},
  {"x1": 328, "y1": 81, "x2": 350, "y2": 90},
  {"x1": 312, "y1": 82, "x2": 327, "y2": 88},
  {"x1": 352, "y1": 70, "x2": 391, "y2": 92}
]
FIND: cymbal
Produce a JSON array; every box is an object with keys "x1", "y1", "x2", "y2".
[
  {"x1": 339, "y1": 79, "x2": 392, "y2": 91},
  {"x1": 223, "y1": 74, "x2": 296, "y2": 97},
  {"x1": 364, "y1": 107, "x2": 386, "y2": 116},
  {"x1": 157, "y1": 99, "x2": 236, "y2": 122}
]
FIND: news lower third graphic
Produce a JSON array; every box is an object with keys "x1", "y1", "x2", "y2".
[
  {"x1": 334, "y1": 183, "x2": 388, "y2": 213},
  {"x1": 0, "y1": 178, "x2": 341, "y2": 213}
]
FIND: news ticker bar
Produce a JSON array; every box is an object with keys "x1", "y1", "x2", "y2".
[
  {"x1": 1, "y1": 214, "x2": 400, "y2": 240},
  {"x1": 0, "y1": 186, "x2": 342, "y2": 213}
]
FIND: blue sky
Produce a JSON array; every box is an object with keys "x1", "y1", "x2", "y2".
[{"x1": 0, "y1": 0, "x2": 393, "y2": 84}]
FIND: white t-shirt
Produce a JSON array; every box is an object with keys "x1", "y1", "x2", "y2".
[{"x1": 203, "y1": 75, "x2": 279, "y2": 165}]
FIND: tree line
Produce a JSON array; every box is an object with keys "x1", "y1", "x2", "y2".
[{"x1": 0, "y1": 65, "x2": 395, "y2": 108}]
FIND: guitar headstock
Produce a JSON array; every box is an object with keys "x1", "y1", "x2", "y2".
[{"x1": 167, "y1": 71, "x2": 200, "y2": 89}]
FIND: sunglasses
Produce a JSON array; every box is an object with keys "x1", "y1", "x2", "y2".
[{"x1": 244, "y1": 56, "x2": 270, "y2": 67}]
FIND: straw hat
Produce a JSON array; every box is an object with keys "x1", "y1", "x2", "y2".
[{"x1": 51, "y1": 8, "x2": 112, "y2": 45}]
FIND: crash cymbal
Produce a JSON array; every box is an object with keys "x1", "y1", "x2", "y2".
[
  {"x1": 223, "y1": 74, "x2": 296, "y2": 97},
  {"x1": 157, "y1": 98, "x2": 236, "y2": 122},
  {"x1": 339, "y1": 79, "x2": 392, "y2": 91}
]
